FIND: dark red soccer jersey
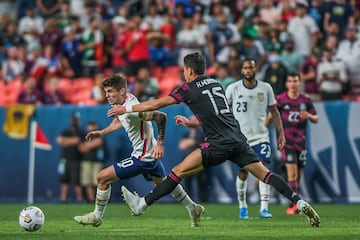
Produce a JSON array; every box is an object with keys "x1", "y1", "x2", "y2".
[{"x1": 276, "y1": 92, "x2": 317, "y2": 151}]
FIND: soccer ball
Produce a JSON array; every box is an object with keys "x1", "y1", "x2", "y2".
[{"x1": 19, "y1": 206, "x2": 45, "y2": 232}]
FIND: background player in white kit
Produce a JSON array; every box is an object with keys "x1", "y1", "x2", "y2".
[
  {"x1": 74, "y1": 75, "x2": 204, "y2": 227},
  {"x1": 225, "y1": 58, "x2": 285, "y2": 219}
]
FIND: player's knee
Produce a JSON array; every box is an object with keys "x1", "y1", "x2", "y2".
[{"x1": 238, "y1": 170, "x2": 248, "y2": 180}]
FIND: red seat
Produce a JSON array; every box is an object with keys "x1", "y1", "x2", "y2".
[
  {"x1": 73, "y1": 77, "x2": 94, "y2": 91},
  {"x1": 70, "y1": 89, "x2": 92, "y2": 104}
]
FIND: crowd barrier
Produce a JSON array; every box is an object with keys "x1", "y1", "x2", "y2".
[{"x1": 0, "y1": 102, "x2": 359, "y2": 203}]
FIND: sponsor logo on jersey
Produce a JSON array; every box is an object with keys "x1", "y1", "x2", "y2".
[{"x1": 257, "y1": 93, "x2": 264, "y2": 102}]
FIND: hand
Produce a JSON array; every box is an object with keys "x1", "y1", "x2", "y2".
[
  {"x1": 277, "y1": 134, "x2": 286, "y2": 150},
  {"x1": 152, "y1": 141, "x2": 164, "y2": 160},
  {"x1": 107, "y1": 105, "x2": 126, "y2": 117},
  {"x1": 299, "y1": 111, "x2": 309, "y2": 120},
  {"x1": 175, "y1": 115, "x2": 189, "y2": 126},
  {"x1": 85, "y1": 130, "x2": 102, "y2": 141}
]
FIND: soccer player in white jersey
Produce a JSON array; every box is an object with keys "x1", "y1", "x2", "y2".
[
  {"x1": 74, "y1": 75, "x2": 204, "y2": 228},
  {"x1": 225, "y1": 58, "x2": 285, "y2": 219}
]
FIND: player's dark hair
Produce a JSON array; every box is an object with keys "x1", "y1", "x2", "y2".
[
  {"x1": 102, "y1": 75, "x2": 127, "y2": 90},
  {"x1": 241, "y1": 58, "x2": 256, "y2": 68},
  {"x1": 287, "y1": 72, "x2": 300, "y2": 80},
  {"x1": 183, "y1": 52, "x2": 206, "y2": 75}
]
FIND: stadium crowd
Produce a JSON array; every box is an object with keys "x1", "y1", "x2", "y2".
[{"x1": 0, "y1": 0, "x2": 360, "y2": 105}]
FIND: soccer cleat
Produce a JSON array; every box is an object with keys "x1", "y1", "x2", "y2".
[
  {"x1": 239, "y1": 207, "x2": 249, "y2": 219},
  {"x1": 286, "y1": 204, "x2": 300, "y2": 215},
  {"x1": 189, "y1": 204, "x2": 205, "y2": 227},
  {"x1": 297, "y1": 200, "x2": 321, "y2": 227},
  {"x1": 74, "y1": 212, "x2": 102, "y2": 227},
  {"x1": 121, "y1": 186, "x2": 146, "y2": 216},
  {"x1": 259, "y1": 209, "x2": 273, "y2": 219}
]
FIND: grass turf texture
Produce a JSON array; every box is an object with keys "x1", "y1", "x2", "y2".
[{"x1": 1, "y1": 203, "x2": 359, "y2": 240}]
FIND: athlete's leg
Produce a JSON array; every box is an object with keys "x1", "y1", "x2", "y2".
[
  {"x1": 145, "y1": 148, "x2": 204, "y2": 205},
  {"x1": 259, "y1": 161, "x2": 271, "y2": 218},
  {"x1": 236, "y1": 169, "x2": 249, "y2": 219},
  {"x1": 152, "y1": 175, "x2": 205, "y2": 227}
]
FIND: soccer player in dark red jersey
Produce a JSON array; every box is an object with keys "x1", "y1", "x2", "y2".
[
  {"x1": 266, "y1": 72, "x2": 318, "y2": 215},
  {"x1": 109, "y1": 52, "x2": 320, "y2": 227}
]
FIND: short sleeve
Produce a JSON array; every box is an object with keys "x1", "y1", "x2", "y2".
[{"x1": 169, "y1": 83, "x2": 192, "y2": 104}]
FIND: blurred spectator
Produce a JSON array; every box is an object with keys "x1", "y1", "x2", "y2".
[
  {"x1": 79, "y1": 16, "x2": 104, "y2": 77},
  {"x1": 36, "y1": 0, "x2": 62, "y2": 18},
  {"x1": 91, "y1": 72, "x2": 106, "y2": 104},
  {"x1": 317, "y1": 47, "x2": 347, "y2": 101},
  {"x1": 280, "y1": 37, "x2": 304, "y2": 73},
  {"x1": 192, "y1": 11, "x2": 210, "y2": 59},
  {"x1": 233, "y1": 0, "x2": 259, "y2": 30},
  {"x1": 17, "y1": 76, "x2": 42, "y2": 105},
  {"x1": 324, "y1": 21, "x2": 340, "y2": 40},
  {"x1": 147, "y1": 31, "x2": 170, "y2": 68},
  {"x1": 323, "y1": 0, "x2": 354, "y2": 39},
  {"x1": 1, "y1": 46, "x2": 25, "y2": 83},
  {"x1": 110, "y1": 16, "x2": 128, "y2": 73},
  {"x1": 40, "y1": 17, "x2": 64, "y2": 54},
  {"x1": 141, "y1": 3, "x2": 165, "y2": 31},
  {"x1": 335, "y1": 24, "x2": 360, "y2": 95},
  {"x1": 69, "y1": 0, "x2": 86, "y2": 18},
  {"x1": 16, "y1": 0, "x2": 36, "y2": 19},
  {"x1": 209, "y1": 13, "x2": 241, "y2": 65},
  {"x1": 56, "y1": 113, "x2": 85, "y2": 203},
  {"x1": 324, "y1": 34, "x2": 339, "y2": 55},
  {"x1": 79, "y1": 120, "x2": 105, "y2": 202},
  {"x1": 62, "y1": 26, "x2": 82, "y2": 77},
  {"x1": 300, "y1": 48, "x2": 321, "y2": 100},
  {"x1": 278, "y1": 19, "x2": 291, "y2": 43},
  {"x1": 308, "y1": 0, "x2": 326, "y2": 35},
  {"x1": 154, "y1": 0, "x2": 170, "y2": 15},
  {"x1": 263, "y1": 52, "x2": 288, "y2": 95},
  {"x1": 267, "y1": 27, "x2": 282, "y2": 53},
  {"x1": 287, "y1": 1, "x2": 319, "y2": 57},
  {"x1": 0, "y1": 21, "x2": 26, "y2": 49},
  {"x1": 238, "y1": 33, "x2": 267, "y2": 71},
  {"x1": 175, "y1": 16, "x2": 202, "y2": 66},
  {"x1": 123, "y1": 16, "x2": 150, "y2": 77},
  {"x1": 0, "y1": 0, "x2": 16, "y2": 19},
  {"x1": 30, "y1": 44, "x2": 63, "y2": 85},
  {"x1": 227, "y1": 48, "x2": 242, "y2": 80},
  {"x1": 159, "y1": 13, "x2": 177, "y2": 50},
  {"x1": 55, "y1": 0, "x2": 73, "y2": 31},
  {"x1": 215, "y1": 64, "x2": 235, "y2": 90},
  {"x1": 279, "y1": 0, "x2": 296, "y2": 23},
  {"x1": 18, "y1": 6, "x2": 44, "y2": 51},
  {"x1": 259, "y1": 0, "x2": 281, "y2": 26},
  {"x1": 133, "y1": 67, "x2": 160, "y2": 102},
  {"x1": 43, "y1": 76, "x2": 66, "y2": 105}
]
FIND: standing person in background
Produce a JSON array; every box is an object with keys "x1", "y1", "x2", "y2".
[
  {"x1": 56, "y1": 113, "x2": 85, "y2": 203},
  {"x1": 79, "y1": 121, "x2": 105, "y2": 203},
  {"x1": 225, "y1": 58, "x2": 285, "y2": 219},
  {"x1": 266, "y1": 72, "x2": 318, "y2": 215}
]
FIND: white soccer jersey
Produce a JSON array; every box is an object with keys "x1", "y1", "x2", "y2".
[
  {"x1": 225, "y1": 80, "x2": 276, "y2": 146},
  {"x1": 116, "y1": 93, "x2": 157, "y2": 162}
]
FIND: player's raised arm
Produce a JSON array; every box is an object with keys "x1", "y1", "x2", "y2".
[{"x1": 107, "y1": 96, "x2": 176, "y2": 117}]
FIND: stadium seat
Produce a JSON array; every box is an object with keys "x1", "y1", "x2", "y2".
[
  {"x1": 151, "y1": 66, "x2": 164, "y2": 80},
  {"x1": 69, "y1": 89, "x2": 92, "y2": 105},
  {"x1": 72, "y1": 77, "x2": 94, "y2": 91}
]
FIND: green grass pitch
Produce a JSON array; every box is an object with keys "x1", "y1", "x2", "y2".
[{"x1": 1, "y1": 203, "x2": 360, "y2": 240}]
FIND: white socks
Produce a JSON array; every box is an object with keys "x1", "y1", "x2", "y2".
[
  {"x1": 94, "y1": 186, "x2": 111, "y2": 219},
  {"x1": 259, "y1": 181, "x2": 270, "y2": 211},
  {"x1": 171, "y1": 184, "x2": 196, "y2": 211},
  {"x1": 236, "y1": 177, "x2": 248, "y2": 209}
]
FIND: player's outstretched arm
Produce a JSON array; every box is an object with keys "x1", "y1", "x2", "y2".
[
  {"x1": 86, "y1": 118, "x2": 122, "y2": 140},
  {"x1": 107, "y1": 96, "x2": 176, "y2": 117}
]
